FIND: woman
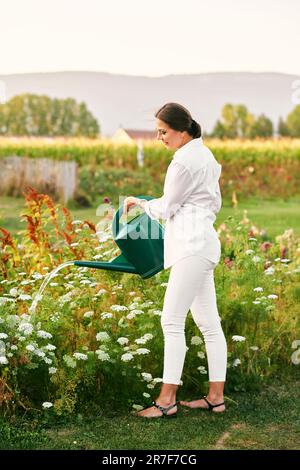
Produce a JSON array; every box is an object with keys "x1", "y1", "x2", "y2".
[{"x1": 123, "y1": 103, "x2": 227, "y2": 418}]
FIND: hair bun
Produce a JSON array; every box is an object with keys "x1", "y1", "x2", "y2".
[{"x1": 190, "y1": 119, "x2": 201, "y2": 138}]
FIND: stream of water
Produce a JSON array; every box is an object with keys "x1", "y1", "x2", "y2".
[{"x1": 29, "y1": 261, "x2": 75, "y2": 317}]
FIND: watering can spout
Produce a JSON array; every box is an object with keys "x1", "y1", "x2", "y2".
[{"x1": 74, "y1": 253, "x2": 137, "y2": 275}]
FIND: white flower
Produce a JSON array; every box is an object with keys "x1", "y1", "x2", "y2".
[
  {"x1": 71, "y1": 220, "x2": 83, "y2": 225},
  {"x1": 0, "y1": 333, "x2": 8, "y2": 340},
  {"x1": 152, "y1": 377, "x2": 163, "y2": 384},
  {"x1": 232, "y1": 335, "x2": 246, "y2": 342},
  {"x1": 232, "y1": 358, "x2": 241, "y2": 367},
  {"x1": 197, "y1": 351, "x2": 205, "y2": 359},
  {"x1": 42, "y1": 402, "x2": 53, "y2": 409},
  {"x1": 191, "y1": 336, "x2": 203, "y2": 345},
  {"x1": 143, "y1": 393, "x2": 151, "y2": 398},
  {"x1": 19, "y1": 294, "x2": 32, "y2": 301},
  {"x1": 0, "y1": 356, "x2": 8, "y2": 364},
  {"x1": 253, "y1": 287, "x2": 263, "y2": 292},
  {"x1": 10, "y1": 345, "x2": 18, "y2": 351},
  {"x1": 130, "y1": 309, "x2": 144, "y2": 315},
  {"x1": 197, "y1": 366, "x2": 207, "y2": 374},
  {"x1": 96, "y1": 350, "x2": 110, "y2": 361},
  {"x1": 143, "y1": 334, "x2": 153, "y2": 341},
  {"x1": 32, "y1": 272, "x2": 43, "y2": 280},
  {"x1": 73, "y1": 352, "x2": 88, "y2": 361},
  {"x1": 70, "y1": 242, "x2": 79, "y2": 247},
  {"x1": 49, "y1": 367, "x2": 57, "y2": 374},
  {"x1": 267, "y1": 294, "x2": 278, "y2": 300},
  {"x1": 132, "y1": 404, "x2": 143, "y2": 411},
  {"x1": 152, "y1": 310, "x2": 162, "y2": 316},
  {"x1": 249, "y1": 237, "x2": 257, "y2": 241},
  {"x1": 96, "y1": 332, "x2": 110, "y2": 342},
  {"x1": 44, "y1": 358, "x2": 52, "y2": 365},
  {"x1": 9, "y1": 288, "x2": 19, "y2": 297},
  {"x1": 34, "y1": 350, "x2": 46, "y2": 358},
  {"x1": 280, "y1": 259, "x2": 290, "y2": 263},
  {"x1": 45, "y1": 344, "x2": 56, "y2": 351},
  {"x1": 253, "y1": 301, "x2": 261, "y2": 305},
  {"x1": 250, "y1": 346, "x2": 259, "y2": 351},
  {"x1": 111, "y1": 305, "x2": 128, "y2": 312},
  {"x1": 264, "y1": 266, "x2": 275, "y2": 275},
  {"x1": 37, "y1": 330, "x2": 53, "y2": 339},
  {"x1": 147, "y1": 384, "x2": 154, "y2": 389},
  {"x1": 160, "y1": 283, "x2": 168, "y2": 287},
  {"x1": 92, "y1": 254, "x2": 103, "y2": 260},
  {"x1": 141, "y1": 372, "x2": 152, "y2": 382},
  {"x1": 63, "y1": 355, "x2": 77, "y2": 368},
  {"x1": 26, "y1": 344, "x2": 35, "y2": 352},
  {"x1": 101, "y1": 312, "x2": 113, "y2": 319},
  {"x1": 18, "y1": 323, "x2": 33, "y2": 336},
  {"x1": 135, "y1": 337, "x2": 147, "y2": 344},
  {"x1": 117, "y1": 337, "x2": 129, "y2": 346},
  {"x1": 252, "y1": 256, "x2": 262, "y2": 263},
  {"x1": 129, "y1": 291, "x2": 136, "y2": 296},
  {"x1": 0, "y1": 297, "x2": 15, "y2": 305},
  {"x1": 121, "y1": 353, "x2": 134, "y2": 362},
  {"x1": 83, "y1": 310, "x2": 94, "y2": 318},
  {"x1": 129, "y1": 302, "x2": 139, "y2": 310},
  {"x1": 136, "y1": 348, "x2": 150, "y2": 355},
  {"x1": 245, "y1": 249, "x2": 254, "y2": 255},
  {"x1": 126, "y1": 313, "x2": 136, "y2": 320},
  {"x1": 96, "y1": 289, "x2": 107, "y2": 296}
]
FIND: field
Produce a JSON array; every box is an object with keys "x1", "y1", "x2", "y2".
[
  {"x1": 1, "y1": 195, "x2": 299, "y2": 240},
  {"x1": 0, "y1": 138, "x2": 299, "y2": 451}
]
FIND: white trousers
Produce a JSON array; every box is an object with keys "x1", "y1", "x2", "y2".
[{"x1": 161, "y1": 255, "x2": 227, "y2": 384}]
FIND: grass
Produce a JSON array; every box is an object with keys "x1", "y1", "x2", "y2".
[
  {"x1": 1, "y1": 374, "x2": 299, "y2": 450},
  {"x1": 0, "y1": 195, "x2": 300, "y2": 240}
]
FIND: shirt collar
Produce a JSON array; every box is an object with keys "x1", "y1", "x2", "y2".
[{"x1": 173, "y1": 137, "x2": 203, "y2": 159}]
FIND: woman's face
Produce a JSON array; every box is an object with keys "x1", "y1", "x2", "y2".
[{"x1": 156, "y1": 118, "x2": 189, "y2": 150}]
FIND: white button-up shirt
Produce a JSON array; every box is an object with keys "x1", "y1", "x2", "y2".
[{"x1": 143, "y1": 137, "x2": 222, "y2": 269}]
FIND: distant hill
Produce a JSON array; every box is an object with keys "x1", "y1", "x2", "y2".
[{"x1": 0, "y1": 71, "x2": 299, "y2": 136}]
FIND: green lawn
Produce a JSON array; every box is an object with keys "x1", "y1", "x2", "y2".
[
  {"x1": 0, "y1": 195, "x2": 299, "y2": 240},
  {"x1": 1, "y1": 375, "x2": 299, "y2": 450}
]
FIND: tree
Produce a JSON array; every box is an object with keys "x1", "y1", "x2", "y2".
[
  {"x1": 0, "y1": 93, "x2": 100, "y2": 137},
  {"x1": 211, "y1": 103, "x2": 254, "y2": 138},
  {"x1": 211, "y1": 120, "x2": 226, "y2": 138},
  {"x1": 277, "y1": 117, "x2": 290, "y2": 137},
  {"x1": 286, "y1": 105, "x2": 300, "y2": 137},
  {"x1": 249, "y1": 114, "x2": 273, "y2": 138}
]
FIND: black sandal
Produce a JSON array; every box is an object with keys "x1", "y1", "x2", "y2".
[
  {"x1": 152, "y1": 401, "x2": 178, "y2": 418},
  {"x1": 202, "y1": 396, "x2": 225, "y2": 412}
]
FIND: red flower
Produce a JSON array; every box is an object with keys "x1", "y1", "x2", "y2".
[
  {"x1": 260, "y1": 241, "x2": 272, "y2": 252},
  {"x1": 224, "y1": 257, "x2": 234, "y2": 268},
  {"x1": 281, "y1": 247, "x2": 287, "y2": 258}
]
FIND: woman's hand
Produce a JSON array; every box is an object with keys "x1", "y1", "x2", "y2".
[
  {"x1": 123, "y1": 197, "x2": 146, "y2": 214},
  {"x1": 123, "y1": 196, "x2": 139, "y2": 215}
]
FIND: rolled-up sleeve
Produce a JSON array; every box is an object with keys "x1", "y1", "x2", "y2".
[{"x1": 143, "y1": 162, "x2": 195, "y2": 221}]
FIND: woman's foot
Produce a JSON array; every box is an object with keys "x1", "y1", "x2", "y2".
[
  {"x1": 180, "y1": 396, "x2": 225, "y2": 413},
  {"x1": 136, "y1": 400, "x2": 177, "y2": 418}
]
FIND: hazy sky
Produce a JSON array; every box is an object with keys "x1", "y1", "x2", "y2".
[{"x1": 1, "y1": 0, "x2": 299, "y2": 77}]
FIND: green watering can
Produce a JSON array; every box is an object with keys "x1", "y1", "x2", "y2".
[{"x1": 74, "y1": 196, "x2": 165, "y2": 279}]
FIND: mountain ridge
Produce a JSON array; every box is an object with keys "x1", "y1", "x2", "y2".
[{"x1": 0, "y1": 71, "x2": 298, "y2": 136}]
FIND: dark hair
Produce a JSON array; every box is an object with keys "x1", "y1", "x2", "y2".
[{"x1": 155, "y1": 102, "x2": 201, "y2": 138}]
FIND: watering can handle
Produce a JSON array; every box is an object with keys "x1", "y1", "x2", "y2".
[{"x1": 112, "y1": 195, "x2": 154, "y2": 237}]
